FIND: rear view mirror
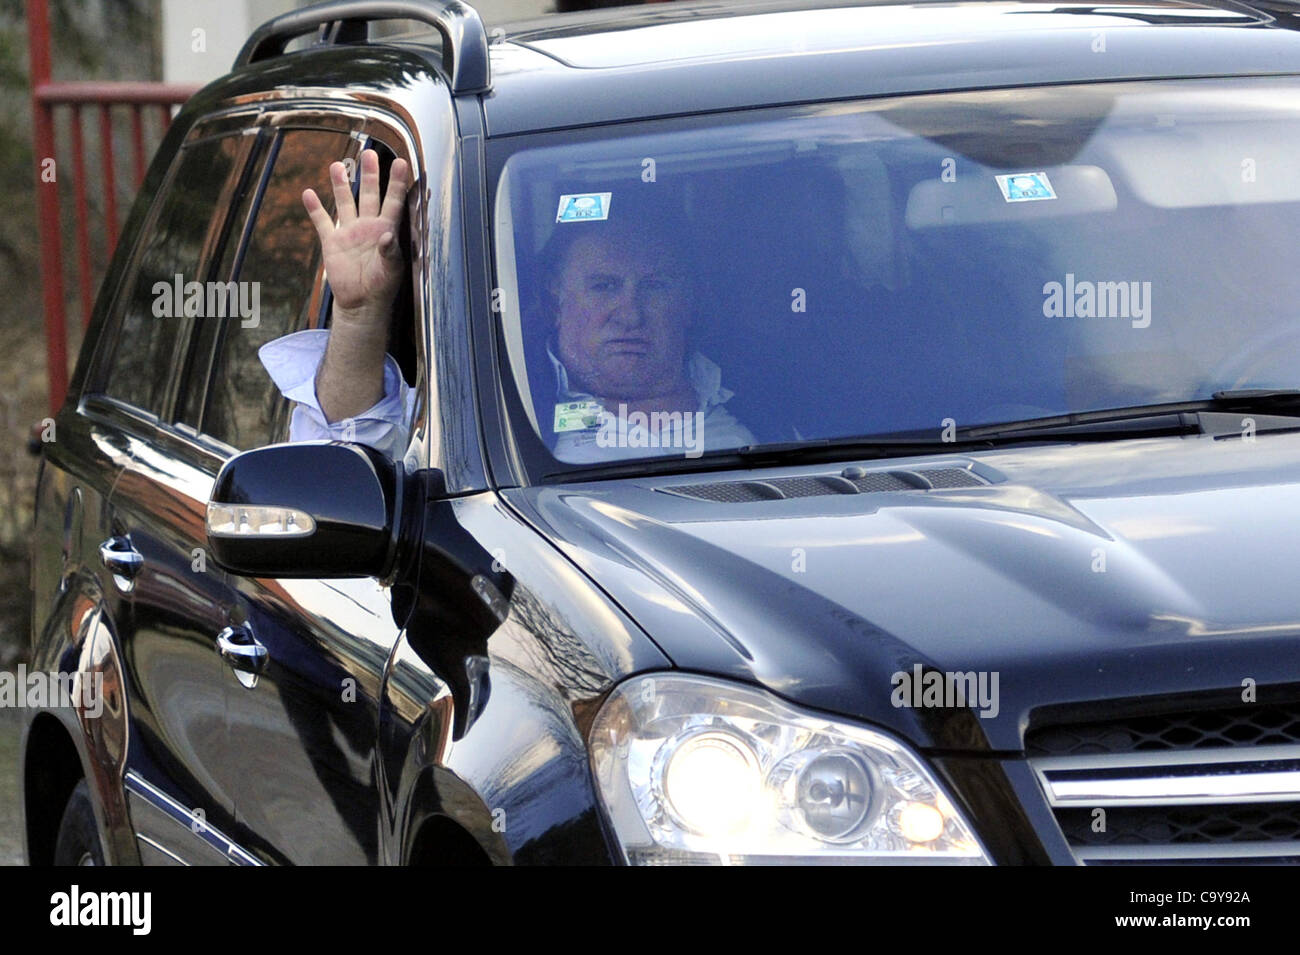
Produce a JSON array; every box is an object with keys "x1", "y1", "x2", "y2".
[
  {"x1": 206, "y1": 441, "x2": 403, "y2": 578},
  {"x1": 905, "y1": 164, "x2": 1118, "y2": 228}
]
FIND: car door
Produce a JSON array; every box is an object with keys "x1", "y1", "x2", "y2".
[
  {"x1": 189, "y1": 115, "x2": 421, "y2": 864},
  {"x1": 84, "y1": 116, "x2": 268, "y2": 865}
]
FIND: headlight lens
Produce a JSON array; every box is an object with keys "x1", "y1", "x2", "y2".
[
  {"x1": 589, "y1": 673, "x2": 990, "y2": 865},
  {"x1": 661, "y1": 730, "x2": 762, "y2": 834}
]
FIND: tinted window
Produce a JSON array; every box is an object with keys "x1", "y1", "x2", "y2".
[
  {"x1": 202, "y1": 128, "x2": 353, "y2": 450},
  {"x1": 491, "y1": 76, "x2": 1300, "y2": 474},
  {"x1": 100, "y1": 133, "x2": 239, "y2": 414},
  {"x1": 175, "y1": 133, "x2": 265, "y2": 430}
]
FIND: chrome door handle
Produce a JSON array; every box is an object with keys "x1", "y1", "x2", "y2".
[
  {"x1": 99, "y1": 536, "x2": 143, "y2": 592},
  {"x1": 216, "y1": 625, "x2": 269, "y2": 690}
]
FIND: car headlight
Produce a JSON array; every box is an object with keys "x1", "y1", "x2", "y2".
[{"x1": 588, "y1": 673, "x2": 990, "y2": 865}]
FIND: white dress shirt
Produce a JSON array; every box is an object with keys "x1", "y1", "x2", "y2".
[
  {"x1": 547, "y1": 343, "x2": 756, "y2": 463},
  {"x1": 258, "y1": 328, "x2": 415, "y2": 461},
  {"x1": 259, "y1": 329, "x2": 755, "y2": 463}
]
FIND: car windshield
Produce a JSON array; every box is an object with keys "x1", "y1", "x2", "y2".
[{"x1": 488, "y1": 75, "x2": 1300, "y2": 477}]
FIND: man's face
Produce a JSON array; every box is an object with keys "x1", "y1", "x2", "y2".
[{"x1": 554, "y1": 229, "x2": 690, "y2": 400}]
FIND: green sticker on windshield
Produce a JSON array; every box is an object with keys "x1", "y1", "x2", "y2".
[{"x1": 554, "y1": 400, "x2": 604, "y2": 433}]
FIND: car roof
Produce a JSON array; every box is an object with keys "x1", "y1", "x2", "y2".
[
  {"x1": 214, "y1": 0, "x2": 1300, "y2": 138},
  {"x1": 476, "y1": 0, "x2": 1300, "y2": 135}
]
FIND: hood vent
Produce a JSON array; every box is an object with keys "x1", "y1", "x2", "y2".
[{"x1": 661, "y1": 466, "x2": 985, "y2": 503}]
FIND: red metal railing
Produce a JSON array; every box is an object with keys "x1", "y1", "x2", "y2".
[{"x1": 27, "y1": 0, "x2": 198, "y2": 414}]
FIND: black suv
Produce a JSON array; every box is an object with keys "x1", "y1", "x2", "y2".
[{"x1": 24, "y1": 0, "x2": 1300, "y2": 865}]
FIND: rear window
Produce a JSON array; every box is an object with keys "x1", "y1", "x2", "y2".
[{"x1": 98, "y1": 133, "x2": 240, "y2": 415}]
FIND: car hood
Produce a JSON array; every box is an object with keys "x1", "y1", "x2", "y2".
[{"x1": 504, "y1": 432, "x2": 1300, "y2": 752}]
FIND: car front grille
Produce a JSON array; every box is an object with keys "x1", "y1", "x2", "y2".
[
  {"x1": 1027, "y1": 698, "x2": 1300, "y2": 864},
  {"x1": 1027, "y1": 701, "x2": 1300, "y2": 756},
  {"x1": 1055, "y1": 801, "x2": 1300, "y2": 846}
]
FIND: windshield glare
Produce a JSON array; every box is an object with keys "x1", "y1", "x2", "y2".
[{"x1": 490, "y1": 77, "x2": 1300, "y2": 474}]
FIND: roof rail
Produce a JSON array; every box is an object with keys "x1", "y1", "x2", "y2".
[{"x1": 234, "y1": 0, "x2": 490, "y2": 94}]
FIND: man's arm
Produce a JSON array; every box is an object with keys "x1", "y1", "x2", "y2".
[{"x1": 302, "y1": 148, "x2": 410, "y2": 423}]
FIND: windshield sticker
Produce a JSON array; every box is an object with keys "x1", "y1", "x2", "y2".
[
  {"x1": 556, "y1": 192, "x2": 612, "y2": 222},
  {"x1": 995, "y1": 172, "x2": 1056, "y2": 202},
  {"x1": 554, "y1": 399, "x2": 605, "y2": 433}
]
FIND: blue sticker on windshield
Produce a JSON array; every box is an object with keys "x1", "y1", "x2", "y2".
[
  {"x1": 995, "y1": 172, "x2": 1056, "y2": 202},
  {"x1": 556, "y1": 193, "x2": 612, "y2": 222}
]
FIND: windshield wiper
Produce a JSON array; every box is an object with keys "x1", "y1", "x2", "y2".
[
  {"x1": 542, "y1": 393, "x2": 1300, "y2": 484},
  {"x1": 967, "y1": 392, "x2": 1300, "y2": 441},
  {"x1": 545, "y1": 420, "x2": 1182, "y2": 483},
  {"x1": 543, "y1": 435, "x2": 986, "y2": 482},
  {"x1": 1210, "y1": 388, "x2": 1300, "y2": 408}
]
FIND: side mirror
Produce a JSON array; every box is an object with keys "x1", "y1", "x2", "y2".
[{"x1": 206, "y1": 442, "x2": 404, "y2": 578}]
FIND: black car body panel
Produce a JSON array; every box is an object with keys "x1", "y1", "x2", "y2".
[
  {"x1": 484, "y1": 0, "x2": 1300, "y2": 134},
  {"x1": 506, "y1": 432, "x2": 1300, "y2": 753}
]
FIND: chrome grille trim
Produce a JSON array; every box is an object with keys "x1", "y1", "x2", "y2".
[
  {"x1": 1040, "y1": 763, "x2": 1300, "y2": 807},
  {"x1": 1075, "y1": 840, "x2": 1300, "y2": 862},
  {"x1": 1032, "y1": 743, "x2": 1300, "y2": 772},
  {"x1": 1030, "y1": 744, "x2": 1300, "y2": 864}
]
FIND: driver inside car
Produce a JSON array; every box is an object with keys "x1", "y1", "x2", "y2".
[{"x1": 258, "y1": 149, "x2": 754, "y2": 462}]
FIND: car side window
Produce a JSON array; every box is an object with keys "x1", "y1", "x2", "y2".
[
  {"x1": 98, "y1": 133, "x2": 241, "y2": 415},
  {"x1": 200, "y1": 127, "x2": 355, "y2": 451}
]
